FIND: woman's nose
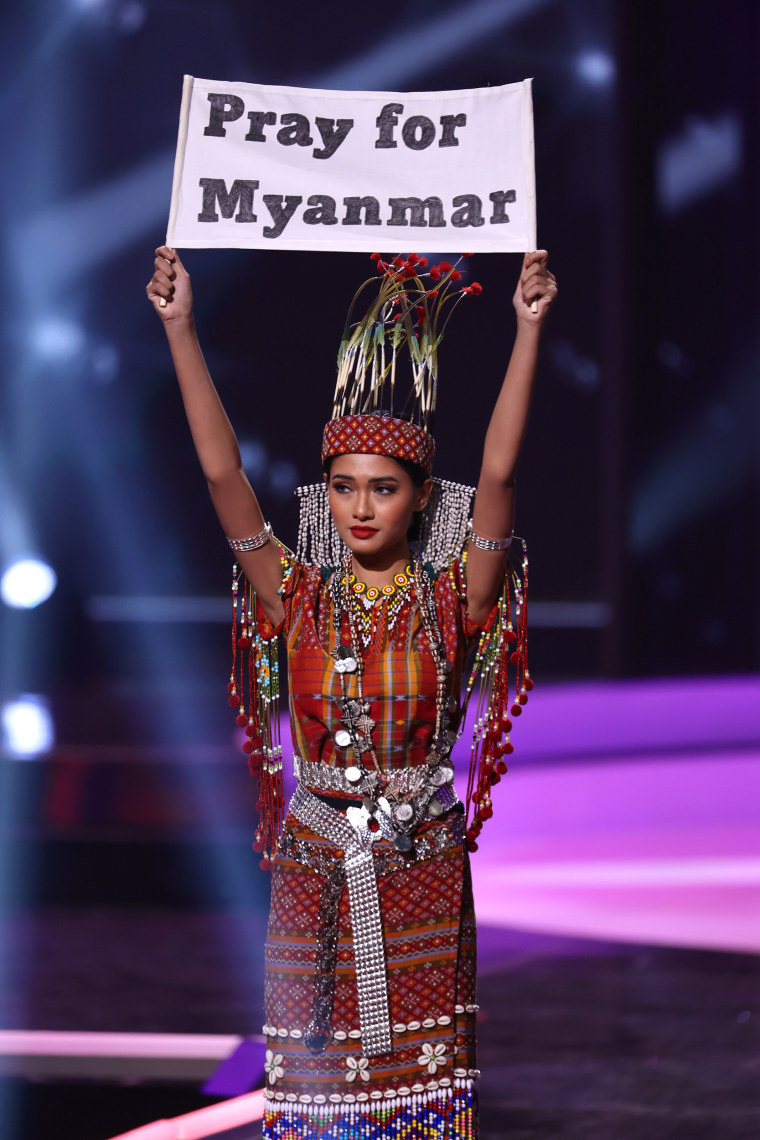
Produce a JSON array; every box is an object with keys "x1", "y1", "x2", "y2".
[{"x1": 353, "y1": 491, "x2": 373, "y2": 519}]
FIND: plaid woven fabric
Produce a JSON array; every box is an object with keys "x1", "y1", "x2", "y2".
[
  {"x1": 281, "y1": 559, "x2": 475, "y2": 770},
  {"x1": 321, "y1": 414, "x2": 435, "y2": 474},
  {"x1": 264, "y1": 823, "x2": 477, "y2": 1133},
  {"x1": 259, "y1": 554, "x2": 487, "y2": 1135}
]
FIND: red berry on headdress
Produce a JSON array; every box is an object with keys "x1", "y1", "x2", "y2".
[
  {"x1": 407, "y1": 252, "x2": 419, "y2": 264},
  {"x1": 470, "y1": 281, "x2": 483, "y2": 294},
  {"x1": 370, "y1": 252, "x2": 380, "y2": 260},
  {"x1": 438, "y1": 261, "x2": 452, "y2": 272},
  {"x1": 418, "y1": 256, "x2": 428, "y2": 268},
  {"x1": 510, "y1": 703, "x2": 522, "y2": 717},
  {"x1": 394, "y1": 314, "x2": 403, "y2": 322},
  {"x1": 461, "y1": 252, "x2": 473, "y2": 257},
  {"x1": 451, "y1": 270, "x2": 461, "y2": 281},
  {"x1": 235, "y1": 712, "x2": 248, "y2": 727},
  {"x1": 428, "y1": 289, "x2": 439, "y2": 298},
  {"x1": 393, "y1": 255, "x2": 404, "y2": 267},
  {"x1": 429, "y1": 266, "x2": 441, "y2": 281},
  {"x1": 404, "y1": 265, "x2": 417, "y2": 278}
]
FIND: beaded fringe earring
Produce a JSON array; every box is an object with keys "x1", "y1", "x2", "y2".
[{"x1": 295, "y1": 478, "x2": 475, "y2": 570}]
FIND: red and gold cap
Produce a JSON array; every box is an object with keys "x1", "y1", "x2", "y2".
[{"x1": 321, "y1": 413, "x2": 435, "y2": 475}]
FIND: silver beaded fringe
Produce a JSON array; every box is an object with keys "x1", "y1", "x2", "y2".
[{"x1": 295, "y1": 478, "x2": 475, "y2": 570}]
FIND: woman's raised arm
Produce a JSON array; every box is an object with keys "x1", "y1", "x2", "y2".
[
  {"x1": 466, "y1": 250, "x2": 557, "y2": 625},
  {"x1": 146, "y1": 246, "x2": 285, "y2": 626}
]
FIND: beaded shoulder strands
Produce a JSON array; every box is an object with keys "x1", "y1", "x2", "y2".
[
  {"x1": 460, "y1": 538, "x2": 531, "y2": 852},
  {"x1": 227, "y1": 550, "x2": 295, "y2": 870}
]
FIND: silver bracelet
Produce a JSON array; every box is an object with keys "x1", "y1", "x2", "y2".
[
  {"x1": 470, "y1": 528, "x2": 513, "y2": 552},
  {"x1": 227, "y1": 522, "x2": 272, "y2": 552}
]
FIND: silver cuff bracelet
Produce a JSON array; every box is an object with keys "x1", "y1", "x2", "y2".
[
  {"x1": 469, "y1": 529, "x2": 513, "y2": 552},
  {"x1": 227, "y1": 522, "x2": 272, "y2": 552}
]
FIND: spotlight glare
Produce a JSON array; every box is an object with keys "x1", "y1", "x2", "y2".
[
  {"x1": 1, "y1": 559, "x2": 57, "y2": 609},
  {"x1": 576, "y1": 49, "x2": 615, "y2": 87},
  {"x1": 31, "y1": 317, "x2": 86, "y2": 362},
  {"x1": 1, "y1": 696, "x2": 55, "y2": 759}
]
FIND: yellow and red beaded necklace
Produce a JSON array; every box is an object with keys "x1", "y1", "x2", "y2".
[{"x1": 340, "y1": 563, "x2": 414, "y2": 652}]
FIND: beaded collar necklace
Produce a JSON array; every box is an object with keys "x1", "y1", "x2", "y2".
[
  {"x1": 340, "y1": 562, "x2": 414, "y2": 652},
  {"x1": 343, "y1": 563, "x2": 414, "y2": 604}
]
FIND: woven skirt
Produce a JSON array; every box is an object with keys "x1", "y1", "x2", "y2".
[{"x1": 262, "y1": 811, "x2": 479, "y2": 1138}]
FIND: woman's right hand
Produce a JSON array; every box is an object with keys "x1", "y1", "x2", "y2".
[{"x1": 146, "y1": 246, "x2": 193, "y2": 323}]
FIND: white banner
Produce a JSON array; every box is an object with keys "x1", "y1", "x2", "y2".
[{"x1": 166, "y1": 77, "x2": 536, "y2": 253}]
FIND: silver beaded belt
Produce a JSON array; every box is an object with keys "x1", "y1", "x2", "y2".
[
  {"x1": 289, "y1": 784, "x2": 393, "y2": 1057},
  {"x1": 293, "y1": 753, "x2": 429, "y2": 798}
]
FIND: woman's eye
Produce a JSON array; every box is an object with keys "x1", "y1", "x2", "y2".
[
  {"x1": 332, "y1": 483, "x2": 351, "y2": 493},
  {"x1": 375, "y1": 485, "x2": 394, "y2": 495}
]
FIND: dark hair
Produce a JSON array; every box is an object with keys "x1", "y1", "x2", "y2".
[{"x1": 322, "y1": 454, "x2": 429, "y2": 542}]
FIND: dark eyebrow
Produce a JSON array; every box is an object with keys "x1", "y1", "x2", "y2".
[{"x1": 331, "y1": 472, "x2": 400, "y2": 484}]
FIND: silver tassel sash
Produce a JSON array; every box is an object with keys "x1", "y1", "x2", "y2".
[{"x1": 289, "y1": 786, "x2": 392, "y2": 1057}]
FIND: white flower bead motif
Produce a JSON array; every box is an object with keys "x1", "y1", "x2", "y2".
[
  {"x1": 264, "y1": 1050, "x2": 284, "y2": 1085},
  {"x1": 418, "y1": 1042, "x2": 447, "y2": 1074},
  {"x1": 345, "y1": 1056, "x2": 370, "y2": 1083}
]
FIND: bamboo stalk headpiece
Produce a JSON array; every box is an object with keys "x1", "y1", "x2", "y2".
[{"x1": 321, "y1": 252, "x2": 482, "y2": 472}]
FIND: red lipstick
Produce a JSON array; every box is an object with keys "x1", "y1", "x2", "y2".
[{"x1": 350, "y1": 527, "x2": 379, "y2": 539}]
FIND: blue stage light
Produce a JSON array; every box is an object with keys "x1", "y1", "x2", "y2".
[
  {"x1": 575, "y1": 49, "x2": 615, "y2": 87},
  {"x1": 1, "y1": 696, "x2": 55, "y2": 759},
  {"x1": 1, "y1": 559, "x2": 57, "y2": 609},
  {"x1": 31, "y1": 317, "x2": 85, "y2": 362},
  {"x1": 657, "y1": 113, "x2": 742, "y2": 214}
]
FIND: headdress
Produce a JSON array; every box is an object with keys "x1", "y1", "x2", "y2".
[{"x1": 299, "y1": 252, "x2": 483, "y2": 569}]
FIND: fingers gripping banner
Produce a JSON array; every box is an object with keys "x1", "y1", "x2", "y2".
[{"x1": 166, "y1": 77, "x2": 536, "y2": 253}]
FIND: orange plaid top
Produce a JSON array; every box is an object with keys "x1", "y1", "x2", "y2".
[{"x1": 276, "y1": 557, "x2": 487, "y2": 773}]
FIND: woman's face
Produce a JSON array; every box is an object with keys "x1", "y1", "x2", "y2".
[{"x1": 326, "y1": 453, "x2": 431, "y2": 563}]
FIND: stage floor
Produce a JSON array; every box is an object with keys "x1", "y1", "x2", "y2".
[{"x1": 1, "y1": 675, "x2": 758, "y2": 1139}]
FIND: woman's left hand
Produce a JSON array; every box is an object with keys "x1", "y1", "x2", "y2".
[{"x1": 513, "y1": 250, "x2": 558, "y2": 326}]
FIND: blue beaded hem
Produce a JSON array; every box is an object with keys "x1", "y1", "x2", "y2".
[{"x1": 263, "y1": 1078, "x2": 477, "y2": 1138}]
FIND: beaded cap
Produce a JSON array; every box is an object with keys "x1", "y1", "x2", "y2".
[{"x1": 321, "y1": 412, "x2": 435, "y2": 474}]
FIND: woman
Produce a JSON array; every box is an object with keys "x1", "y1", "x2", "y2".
[{"x1": 147, "y1": 246, "x2": 556, "y2": 1138}]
